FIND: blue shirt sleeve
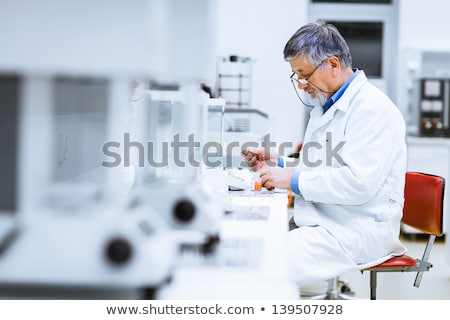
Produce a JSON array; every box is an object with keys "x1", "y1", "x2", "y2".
[
  {"x1": 277, "y1": 156, "x2": 284, "y2": 168},
  {"x1": 290, "y1": 171, "x2": 301, "y2": 195}
]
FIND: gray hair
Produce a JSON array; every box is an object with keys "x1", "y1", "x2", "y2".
[{"x1": 283, "y1": 21, "x2": 352, "y2": 68}]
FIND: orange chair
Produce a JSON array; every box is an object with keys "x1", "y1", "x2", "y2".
[{"x1": 363, "y1": 172, "x2": 445, "y2": 300}]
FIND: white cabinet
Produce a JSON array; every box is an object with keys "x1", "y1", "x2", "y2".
[{"x1": 406, "y1": 137, "x2": 449, "y2": 235}]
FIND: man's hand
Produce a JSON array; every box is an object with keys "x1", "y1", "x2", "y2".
[
  {"x1": 259, "y1": 166, "x2": 294, "y2": 190},
  {"x1": 241, "y1": 147, "x2": 278, "y2": 171}
]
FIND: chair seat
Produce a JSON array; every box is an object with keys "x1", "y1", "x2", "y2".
[{"x1": 367, "y1": 255, "x2": 417, "y2": 270}]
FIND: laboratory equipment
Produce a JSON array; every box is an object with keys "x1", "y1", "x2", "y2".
[
  {"x1": 207, "y1": 106, "x2": 270, "y2": 168},
  {"x1": 0, "y1": 75, "x2": 20, "y2": 255},
  {"x1": 0, "y1": 0, "x2": 238, "y2": 299},
  {"x1": 157, "y1": 192, "x2": 298, "y2": 299},
  {"x1": 416, "y1": 78, "x2": 450, "y2": 137},
  {"x1": 401, "y1": 50, "x2": 450, "y2": 136},
  {"x1": 127, "y1": 85, "x2": 225, "y2": 251},
  {"x1": 216, "y1": 55, "x2": 253, "y2": 108},
  {"x1": 0, "y1": 74, "x2": 180, "y2": 298}
]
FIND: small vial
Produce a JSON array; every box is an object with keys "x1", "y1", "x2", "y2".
[{"x1": 252, "y1": 171, "x2": 262, "y2": 191}]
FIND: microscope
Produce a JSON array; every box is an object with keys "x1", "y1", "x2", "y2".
[{"x1": 0, "y1": 75, "x2": 180, "y2": 299}]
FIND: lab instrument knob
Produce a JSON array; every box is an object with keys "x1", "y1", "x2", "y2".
[
  {"x1": 173, "y1": 199, "x2": 196, "y2": 223},
  {"x1": 105, "y1": 237, "x2": 133, "y2": 265}
]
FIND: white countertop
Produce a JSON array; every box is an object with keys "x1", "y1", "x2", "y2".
[{"x1": 157, "y1": 191, "x2": 298, "y2": 299}]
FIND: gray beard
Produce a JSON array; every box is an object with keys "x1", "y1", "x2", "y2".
[{"x1": 301, "y1": 89, "x2": 328, "y2": 108}]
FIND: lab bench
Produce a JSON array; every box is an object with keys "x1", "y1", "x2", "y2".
[{"x1": 157, "y1": 190, "x2": 298, "y2": 299}]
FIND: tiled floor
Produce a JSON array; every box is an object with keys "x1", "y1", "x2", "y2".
[{"x1": 302, "y1": 234, "x2": 450, "y2": 300}]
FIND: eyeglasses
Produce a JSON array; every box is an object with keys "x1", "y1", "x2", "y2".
[
  {"x1": 289, "y1": 59, "x2": 328, "y2": 107},
  {"x1": 289, "y1": 59, "x2": 326, "y2": 86}
]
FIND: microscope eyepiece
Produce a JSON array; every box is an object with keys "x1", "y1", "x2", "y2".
[
  {"x1": 173, "y1": 199, "x2": 196, "y2": 223},
  {"x1": 105, "y1": 237, "x2": 133, "y2": 265}
]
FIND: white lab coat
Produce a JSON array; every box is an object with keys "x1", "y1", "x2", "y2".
[{"x1": 286, "y1": 71, "x2": 407, "y2": 284}]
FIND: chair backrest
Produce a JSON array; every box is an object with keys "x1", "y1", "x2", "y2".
[{"x1": 402, "y1": 172, "x2": 445, "y2": 237}]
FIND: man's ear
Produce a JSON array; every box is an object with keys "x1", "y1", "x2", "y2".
[
  {"x1": 328, "y1": 56, "x2": 340, "y2": 69},
  {"x1": 327, "y1": 56, "x2": 341, "y2": 77}
]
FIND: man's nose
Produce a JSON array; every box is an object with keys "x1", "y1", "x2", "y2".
[{"x1": 297, "y1": 82, "x2": 308, "y2": 90}]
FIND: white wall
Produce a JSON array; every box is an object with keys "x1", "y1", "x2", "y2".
[
  {"x1": 214, "y1": 0, "x2": 309, "y2": 153},
  {"x1": 0, "y1": 0, "x2": 155, "y2": 76},
  {"x1": 0, "y1": 0, "x2": 217, "y2": 83},
  {"x1": 398, "y1": 0, "x2": 450, "y2": 51}
]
